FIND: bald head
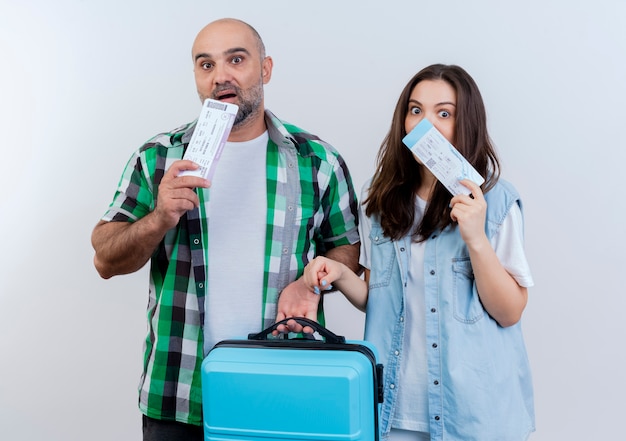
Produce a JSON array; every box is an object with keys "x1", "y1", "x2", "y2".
[{"x1": 193, "y1": 18, "x2": 266, "y2": 61}]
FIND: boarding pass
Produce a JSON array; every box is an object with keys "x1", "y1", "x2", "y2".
[
  {"x1": 179, "y1": 98, "x2": 239, "y2": 180},
  {"x1": 402, "y1": 119, "x2": 484, "y2": 196}
]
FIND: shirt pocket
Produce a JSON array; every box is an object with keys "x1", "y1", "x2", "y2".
[
  {"x1": 452, "y1": 257, "x2": 485, "y2": 323},
  {"x1": 368, "y1": 227, "x2": 395, "y2": 290}
]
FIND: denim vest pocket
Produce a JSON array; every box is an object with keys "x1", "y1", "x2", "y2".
[
  {"x1": 452, "y1": 257, "x2": 485, "y2": 323},
  {"x1": 368, "y1": 227, "x2": 395, "y2": 290}
]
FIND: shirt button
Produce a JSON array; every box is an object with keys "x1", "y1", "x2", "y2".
[
  {"x1": 198, "y1": 283, "x2": 204, "y2": 289},
  {"x1": 288, "y1": 162, "x2": 294, "y2": 168},
  {"x1": 400, "y1": 316, "x2": 404, "y2": 322},
  {"x1": 282, "y1": 248, "x2": 288, "y2": 254},
  {"x1": 431, "y1": 308, "x2": 437, "y2": 313},
  {"x1": 430, "y1": 269, "x2": 435, "y2": 275},
  {"x1": 374, "y1": 236, "x2": 379, "y2": 242},
  {"x1": 434, "y1": 416, "x2": 440, "y2": 421},
  {"x1": 288, "y1": 205, "x2": 294, "y2": 211},
  {"x1": 394, "y1": 350, "x2": 400, "y2": 356},
  {"x1": 434, "y1": 380, "x2": 439, "y2": 385},
  {"x1": 432, "y1": 343, "x2": 438, "y2": 348},
  {"x1": 193, "y1": 238, "x2": 200, "y2": 245},
  {"x1": 390, "y1": 384, "x2": 395, "y2": 390},
  {"x1": 400, "y1": 247, "x2": 405, "y2": 252}
]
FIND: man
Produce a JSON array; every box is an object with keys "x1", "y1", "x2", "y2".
[{"x1": 91, "y1": 18, "x2": 360, "y2": 440}]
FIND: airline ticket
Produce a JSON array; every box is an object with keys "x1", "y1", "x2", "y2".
[
  {"x1": 402, "y1": 119, "x2": 484, "y2": 196},
  {"x1": 179, "y1": 98, "x2": 239, "y2": 180}
]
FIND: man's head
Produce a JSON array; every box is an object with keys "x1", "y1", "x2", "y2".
[{"x1": 192, "y1": 19, "x2": 273, "y2": 138}]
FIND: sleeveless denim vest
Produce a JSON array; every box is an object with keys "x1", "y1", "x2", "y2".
[{"x1": 365, "y1": 180, "x2": 535, "y2": 441}]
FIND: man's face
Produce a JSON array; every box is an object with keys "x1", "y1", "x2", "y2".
[{"x1": 192, "y1": 20, "x2": 272, "y2": 128}]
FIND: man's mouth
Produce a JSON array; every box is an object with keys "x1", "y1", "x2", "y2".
[{"x1": 214, "y1": 89, "x2": 237, "y2": 101}]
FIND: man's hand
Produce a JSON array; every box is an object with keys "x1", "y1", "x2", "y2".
[
  {"x1": 272, "y1": 243, "x2": 360, "y2": 334},
  {"x1": 274, "y1": 277, "x2": 321, "y2": 335},
  {"x1": 152, "y1": 160, "x2": 210, "y2": 230}
]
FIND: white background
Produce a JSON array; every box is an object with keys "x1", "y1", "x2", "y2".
[{"x1": 1, "y1": 0, "x2": 624, "y2": 439}]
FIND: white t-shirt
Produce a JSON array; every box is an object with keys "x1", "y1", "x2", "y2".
[
  {"x1": 359, "y1": 194, "x2": 534, "y2": 431},
  {"x1": 393, "y1": 197, "x2": 430, "y2": 432},
  {"x1": 203, "y1": 131, "x2": 268, "y2": 354}
]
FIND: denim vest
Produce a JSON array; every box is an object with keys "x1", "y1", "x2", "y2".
[{"x1": 365, "y1": 180, "x2": 535, "y2": 441}]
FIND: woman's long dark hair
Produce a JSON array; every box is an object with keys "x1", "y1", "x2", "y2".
[{"x1": 365, "y1": 64, "x2": 500, "y2": 241}]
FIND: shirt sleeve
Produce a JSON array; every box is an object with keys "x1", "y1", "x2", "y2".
[
  {"x1": 320, "y1": 153, "x2": 360, "y2": 248},
  {"x1": 491, "y1": 202, "x2": 534, "y2": 288},
  {"x1": 101, "y1": 150, "x2": 154, "y2": 223}
]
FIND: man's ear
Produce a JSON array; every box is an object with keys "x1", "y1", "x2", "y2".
[{"x1": 262, "y1": 56, "x2": 273, "y2": 84}]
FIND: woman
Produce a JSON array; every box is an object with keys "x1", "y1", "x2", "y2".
[{"x1": 304, "y1": 64, "x2": 535, "y2": 440}]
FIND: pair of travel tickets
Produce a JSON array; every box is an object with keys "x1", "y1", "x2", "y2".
[{"x1": 181, "y1": 98, "x2": 483, "y2": 196}]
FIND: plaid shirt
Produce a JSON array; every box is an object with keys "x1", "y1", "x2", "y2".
[{"x1": 102, "y1": 109, "x2": 360, "y2": 425}]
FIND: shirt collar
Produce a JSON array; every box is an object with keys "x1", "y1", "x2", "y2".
[{"x1": 264, "y1": 109, "x2": 298, "y2": 151}]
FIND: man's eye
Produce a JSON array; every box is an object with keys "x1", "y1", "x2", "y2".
[
  {"x1": 201, "y1": 62, "x2": 213, "y2": 70},
  {"x1": 231, "y1": 56, "x2": 243, "y2": 64}
]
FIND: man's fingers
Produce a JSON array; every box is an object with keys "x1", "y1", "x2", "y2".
[
  {"x1": 167, "y1": 159, "x2": 200, "y2": 175},
  {"x1": 163, "y1": 160, "x2": 210, "y2": 189}
]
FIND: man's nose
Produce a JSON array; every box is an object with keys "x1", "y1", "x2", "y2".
[{"x1": 213, "y1": 62, "x2": 232, "y2": 84}]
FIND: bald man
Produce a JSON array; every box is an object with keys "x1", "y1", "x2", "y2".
[{"x1": 91, "y1": 18, "x2": 360, "y2": 440}]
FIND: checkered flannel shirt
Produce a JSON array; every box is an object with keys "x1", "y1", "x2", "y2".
[{"x1": 101, "y1": 109, "x2": 360, "y2": 425}]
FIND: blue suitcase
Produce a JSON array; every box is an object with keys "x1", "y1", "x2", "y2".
[{"x1": 201, "y1": 317, "x2": 384, "y2": 441}]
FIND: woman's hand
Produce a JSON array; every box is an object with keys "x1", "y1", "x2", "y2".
[
  {"x1": 303, "y1": 256, "x2": 342, "y2": 294},
  {"x1": 449, "y1": 179, "x2": 488, "y2": 248}
]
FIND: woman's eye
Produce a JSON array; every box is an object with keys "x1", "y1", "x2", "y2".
[
  {"x1": 439, "y1": 110, "x2": 450, "y2": 118},
  {"x1": 410, "y1": 106, "x2": 421, "y2": 115}
]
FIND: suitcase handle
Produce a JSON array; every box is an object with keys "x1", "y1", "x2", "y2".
[{"x1": 248, "y1": 317, "x2": 346, "y2": 344}]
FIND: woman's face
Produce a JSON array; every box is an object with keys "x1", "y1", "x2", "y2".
[{"x1": 404, "y1": 79, "x2": 457, "y2": 144}]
